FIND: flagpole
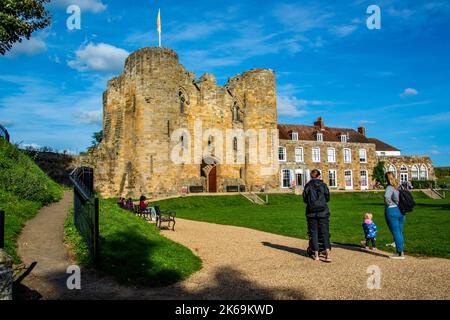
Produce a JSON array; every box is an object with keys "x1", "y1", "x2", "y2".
[{"x1": 157, "y1": 8, "x2": 161, "y2": 48}]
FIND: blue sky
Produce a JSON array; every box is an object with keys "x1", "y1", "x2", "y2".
[{"x1": 0, "y1": 0, "x2": 449, "y2": 165}]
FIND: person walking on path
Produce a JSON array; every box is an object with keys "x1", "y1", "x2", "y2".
[
  {"x1": 384, "y1": 172, "x2": 406, "y2": 260},
  {"x1": 303, "y1": 169, "x2": 332, "y2": 262}
]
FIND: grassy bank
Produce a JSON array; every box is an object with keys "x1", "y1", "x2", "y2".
[
  {"x1": 0, "y1": 139, "x2": 63, "y2": 263},
  {"x1": 65, "y1": 198, "x2": 202, "y2": 287},
  {"x1": 153, "y1": 192, "x2": 450, "y2": 259}
]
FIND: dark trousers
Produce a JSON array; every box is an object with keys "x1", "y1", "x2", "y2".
[
  {"x1": 307, "y1": 216, "x2": 331, "y2": 252},
  {"x1": 365, "y1": 238, "x2": 376, "y2": 248}
]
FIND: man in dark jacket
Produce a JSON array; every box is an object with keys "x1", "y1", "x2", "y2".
[{"x1": 302, "y1": 169, "x2": 332, "y2": 262}]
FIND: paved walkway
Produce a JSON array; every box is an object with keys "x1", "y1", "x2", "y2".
[{"x1": 15, "y1": 193, "x2": 450, "y2": 300}]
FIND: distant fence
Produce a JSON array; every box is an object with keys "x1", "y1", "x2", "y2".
[
  {"x1": 69, "y1": 167, "x2": 99, "y2": 264},
  {"x1": 0, "y1": 210, "x2": 4, "y2": 249}
]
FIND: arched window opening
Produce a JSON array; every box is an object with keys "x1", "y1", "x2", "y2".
[
  {"x1": 420, "y1": 165, "x2": 428, "y2": 180},
  {"x1": 179, "y1": 91, "x2": 186, "y2": 114}
]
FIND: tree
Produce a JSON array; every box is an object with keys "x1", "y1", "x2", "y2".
[
  {"x1": 372, "y1": 160, "x2": 386, "y2": 188},
  {"x1": 0, "y1": 0, "x2": 51, "y2": 55},
  {"x1": 91, "y1": 130, "x2": 103, "y2": 148}
]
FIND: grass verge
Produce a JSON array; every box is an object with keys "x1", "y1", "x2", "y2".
[{"x1": 64, "y1": 198, "x2": 202, "y2": 287}]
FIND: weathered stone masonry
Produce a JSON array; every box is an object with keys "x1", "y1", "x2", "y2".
[{"x1": 92, "y1": 47, "x2": 279, "y2": 198}]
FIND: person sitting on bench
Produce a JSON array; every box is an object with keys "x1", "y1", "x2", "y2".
[{"x1": 139, "y1": 195, "x2": 151, "y2": 213}]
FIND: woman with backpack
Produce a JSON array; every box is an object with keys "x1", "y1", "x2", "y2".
[{"x1": 384, "y1": 172, "x2": 406, "y2": 260}]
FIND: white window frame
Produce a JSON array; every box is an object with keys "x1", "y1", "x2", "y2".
[
  {"x1": 344, "y1": 170, "x2": 353, "y2": 190},
  {"x1": 312, "y1": 147, "x2": 321, "y2": 163},
  {"x1": 411, "y1": 165, "x2": 419, "y2": 181},
  {"x1": 327, "y1": 147, "x2": 336, "y2": 163},
  {"x1": 291, "y1": 132, "x2": 299, "y2": 141},
  {"x1": 361, "y1": 170, "x2": 369, "y2": 190},
  {"x1": 359, "y1": 149, "x2": 367, "y2": 163},
  {"x1": 388, "y1": 165, "x2": 397, "y2": 178},
  {"x1": 295, "y1": 147, "x2": 304, "y2": 163},
  {"x1": 328, "y1": 170, "x2": 337, "y2": 188},
  {"x1": 279, "y1": 146, "x2": 287, "y2": 162},
  {"x1": 420, "y1": 165, "x2": 428, "y2": 180},
  {"x1": 344, "y1": 148, "x2": 352, "y2": 163},
  {"x1": 340, "y1": 135, "x2": 347, "y2": 143},
  {"x1": 316, "y1": 132, "x2": 323, "y2": 142},
  {"x1": 281, "y1": 169, "x2": 293, "y2": 189}
]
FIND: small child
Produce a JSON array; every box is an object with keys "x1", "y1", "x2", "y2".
[{"x1": 361, "y1": 213, "x2": 378, "y2": 250}]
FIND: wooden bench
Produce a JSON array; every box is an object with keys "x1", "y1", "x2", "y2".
[{"x1": 154, "y1": 205, "x2": 176, "y2": 231}]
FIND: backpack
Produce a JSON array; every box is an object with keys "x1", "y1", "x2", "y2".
[
  {"x1": 307, "y1": 184, "x2": 328, "y2": 213},
  {"x1": 398, "y1": 187, "x2": 415, "y2": 214}
]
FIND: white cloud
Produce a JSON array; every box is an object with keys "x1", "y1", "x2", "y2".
[
  {"x1": 76, "y1": 109, "x2": 102, "y2": 125},
  {"x1": 6, "y1": 34, "x2": 47, "y2": 57},
  {"x1": 50, "y1": 0, "x2": 106, "y2": 13},
  {"x1": 68, "y1": 42, "x2": 129, "y2": 72},
  {"x1": 330, "y1": 25, "x2": 358, "y2": 37},
  {"x1": 352, "y1": 120, "x2": 376, "y2": 125},
  {"x1": 401, "y1": 88, "x2": 419, "y2": 97},
  {"x1": 277, "y1": 96, "x2": 333, "y2": 118},
  {"x1": 273, "y1": 4, "x2": 334, "y2": 33}
]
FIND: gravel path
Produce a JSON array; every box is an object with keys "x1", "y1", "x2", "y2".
[{"x1": 15, "y1": 195, "x2": 450, "y2": 300}]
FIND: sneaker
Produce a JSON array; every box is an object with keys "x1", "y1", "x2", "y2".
[{"x1": 389, "y1": 253, "x2": 405, "y2": 260}]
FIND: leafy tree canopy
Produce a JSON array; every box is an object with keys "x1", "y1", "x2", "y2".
[{"x1": 0, "y1": 0, "x2": 51, "y2": 55}]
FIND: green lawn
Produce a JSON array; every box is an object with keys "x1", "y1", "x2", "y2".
[
  {"x1": 153, "y1": 192, "x2": 450, "y2": 259},
  {"x1": 65, "y1": 198, "x2": 202, "y2": 287}
]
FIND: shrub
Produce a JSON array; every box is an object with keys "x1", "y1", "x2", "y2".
[{"x1": 411, "y1": 180, "x2": 436, "y2": 189}]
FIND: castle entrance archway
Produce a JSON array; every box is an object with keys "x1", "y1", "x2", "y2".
[{"x1": 201, "y1": 156, "x2": 219, "y2": 193}]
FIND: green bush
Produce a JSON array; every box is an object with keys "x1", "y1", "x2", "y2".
[
  {"x1": 0, "y1": 139, "x2": 62, "y2": 204},
  {"x1": 411, "y1": 180, "x2": 436, "y2": 189}
]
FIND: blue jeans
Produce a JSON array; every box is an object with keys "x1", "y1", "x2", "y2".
[{"x1": 385, "y1": 206, "x2": 406, "y2": 254}]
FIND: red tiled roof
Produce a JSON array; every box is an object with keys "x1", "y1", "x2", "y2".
[
  {"x1": 367, "y1": 138, "x2": 400, "y2": 152},
  {"x1": 277, "y1": 124, "x2": 370, "y2": 143}
]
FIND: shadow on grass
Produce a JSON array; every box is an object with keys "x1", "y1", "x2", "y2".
[
  {"x1": 98, "y1": 228, "x2": 188, "y2": 288},
  {"x1": 415, "y1": 203, "x2": 450, "y2": 211}
]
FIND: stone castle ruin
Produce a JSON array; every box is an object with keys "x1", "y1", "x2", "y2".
[{"x1": 92, "y1": 47, "x2": 279, "y2": 198}]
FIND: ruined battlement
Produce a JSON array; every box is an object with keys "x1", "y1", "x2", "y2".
[{"x1": 93, "y1": 47, "x2": 279, "y2": 198}]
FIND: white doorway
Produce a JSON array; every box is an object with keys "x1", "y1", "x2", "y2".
[
  {"x1": 345, "y1": 170, "x2": 353, "y2": 190},
  {"x1": 400, "y1": 173, "x2": 408, "y2": 184}
]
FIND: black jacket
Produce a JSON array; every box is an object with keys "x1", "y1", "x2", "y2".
[{"x1": 302, "y1": 179, "x2": 331, "y2": 218}]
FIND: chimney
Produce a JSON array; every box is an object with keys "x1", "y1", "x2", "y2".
[
  {"x1": 358, "y1": 126, "x2": 366, "y2": 136},
  {"x1": 314, "y1": 117, "x2": 324, "y2": 130}
]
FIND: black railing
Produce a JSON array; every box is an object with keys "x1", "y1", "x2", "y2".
[
  {"x1": 0, "y1": 210, "x2": 4, "y2": 249},
  {"x1": 69, "y1": 167, "x2": 99, "y2": 264}
]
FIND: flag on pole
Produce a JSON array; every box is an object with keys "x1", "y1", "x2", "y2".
[{"x1": 157, "y1": 9, "x2": 161, "y2": 47}]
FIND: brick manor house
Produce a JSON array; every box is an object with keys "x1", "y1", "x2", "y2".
[
  {"x1": 91, "y1": 47, "x2": 434, "y2": 197},
  {"x1": 278, "y1": 117, "x2": 434, "y2": 191}
]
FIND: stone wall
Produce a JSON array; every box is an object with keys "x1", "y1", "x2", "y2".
[{"x1": 93, "y1": 47, "x2": 279, "y2": 198}]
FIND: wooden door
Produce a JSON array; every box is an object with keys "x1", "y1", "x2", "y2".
[{"x1": 208, "y1": 166, "x2": 217, "y2": 192}]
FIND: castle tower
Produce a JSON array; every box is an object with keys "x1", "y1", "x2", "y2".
[{"x1": 93, "y1": 47, "x2": 279, "y2": 197}]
